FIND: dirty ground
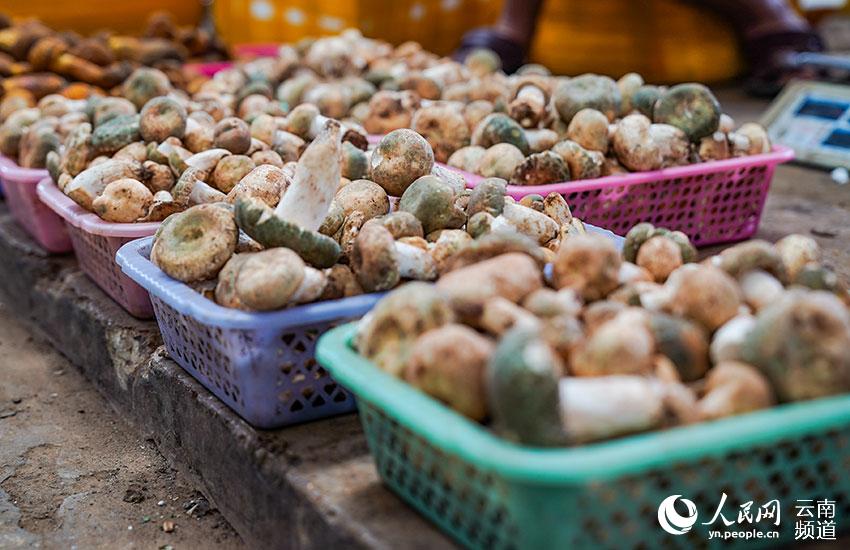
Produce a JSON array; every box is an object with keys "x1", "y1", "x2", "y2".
[{"x1": 0, "y1": 302, "x2": 243, "y2": 549}]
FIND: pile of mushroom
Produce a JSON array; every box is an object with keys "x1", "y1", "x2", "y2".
[
  {"x1": 0, "y1": 13, "x2": 227, "y2": 118},
  {"x1": 148, "y1": 121, "x2": 597, "y2": 311},
  {"x1": 425, "y1": 76, "x2": 774, "y2": 185},
  {"x1": 356, "y1": 230, "x2": 850, "y2": 446}
]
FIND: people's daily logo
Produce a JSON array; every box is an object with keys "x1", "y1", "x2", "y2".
[{"x1": 657, "y1": 495, "x2": 699, "y2": 535}]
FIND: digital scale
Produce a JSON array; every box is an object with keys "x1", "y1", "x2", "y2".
[{"x1": 762, "y1": 79, "x2": 850, "y2": 169}]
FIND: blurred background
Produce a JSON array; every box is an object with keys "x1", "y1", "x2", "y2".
[{"x1": 3, "y1": 0, "x2": 850, "y2": 83}]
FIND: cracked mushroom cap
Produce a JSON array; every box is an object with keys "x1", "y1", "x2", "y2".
[
  {"x1": 511, "y1": 151, "x2": 570, "y2": 186},
  {"x1": 151, "y1": 203, "x2": 239, "y2": 283},
  {"x1": 487, "y1": 326, "x2": 567, "y2": 446},
  {"x1": 91, "y1": 178, "x2": 154, "y2": 222},
  {"x1": 369, "y1": 128, "x2": 434, "y2": 196},
  {"x1": 334, "y1": 179, "x2": 390, "y2": 220},
  {"x1": 234, "y1": 196, "x2": 341, "y2": 268}
]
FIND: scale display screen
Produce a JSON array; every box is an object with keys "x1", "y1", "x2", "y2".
[
  {"x1": 795, "y1": 98, "x2": 848, "y2": 120},
  {"x1": 762, "y1": 80, "x2": 850, "y2": 167}
]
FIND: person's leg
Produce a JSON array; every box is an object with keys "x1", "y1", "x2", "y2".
[
  {"x1": 454, "y1": 0, "x2": 545, "y2": 73},
  {"x1": 693, "y1": 0, "x2": 823, "y2": 95}
]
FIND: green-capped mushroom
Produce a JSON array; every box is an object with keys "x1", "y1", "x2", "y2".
[
  {"x1": 151, "y1": 203, "x2": 239, "y2": 282},
  {"x1": 653, "y1": 83, "x2": 721, "y2": 141}
]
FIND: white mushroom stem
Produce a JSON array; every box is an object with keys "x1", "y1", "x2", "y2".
[
  {"x1": 710, "y1": 314, "x2": 755, "y2": 364},
  {"x1": 395, "y1": 241, "x2": 437, "y2": 280},
  {"x1": 491, "y1": 202, "x2": 559, "y2": 245},
  {"x1": 480, "y1": 297, "x2": 541, "y2": 336},
  {"x1": 188, "y1": 180, "x2": 226, "y2": 205},
  {"x1": 184, "y1": 148, "x2": 230, "y2": 175},
  {"x1": 739, "y1": 269, "x2": 784, "y2": 312},
  {"x1": 64, "y1": 159, "x2": 141, "y2": 209},
  {"x1": 559, "y1": 376, "x2": 664, "y2": 443},
  {"x1": 275, "y1": 121, "x2": 342, "y2": 231},
  {"x1": 289, "y1": 267, "x2": 327, "y2": 304}
]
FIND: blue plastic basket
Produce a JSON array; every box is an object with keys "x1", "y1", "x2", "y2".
[{"x1": 116, "y1": 236, "x2": 384, "y2": 428}]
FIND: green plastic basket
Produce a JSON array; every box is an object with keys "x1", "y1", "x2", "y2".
[{"x1": 316, "y1": 323, "x2": 850, "y2": 549}]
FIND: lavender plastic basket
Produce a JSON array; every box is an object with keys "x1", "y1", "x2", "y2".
[
  {"x1": 441, "y1": 146, "x2": 794, "y2": 247},
  {"x1": 116, "y1": 236, "x2": 384, "y2": 428},
  {"x1": 0, "y1": 157, "x2": 72, "y2": 253},
  {"x1": 37, "y1": 178, "x2": 159, "y2": 318}
]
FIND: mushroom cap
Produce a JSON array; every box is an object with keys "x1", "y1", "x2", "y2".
[
  {"x1": 369, "y1": 128, "x2": 434, "y2": 196},
  {"x1": 91, "y1": 113, "x2": 141, "y2": 155},
  {"x1": 617, "y1": 72, "x2": 645, "y2": 115},
  {"x1": 445, "y1": 231, "x2": 546, "y2": 271},
  {"x1": 375, "y1": 211, "x2": 424, "y2": 239},
  {"x1": 356, "y1": 282, "x2": 455, "y2": 376},
  {"x1": 553, "y1": 74, "x2": 622, "y2": 123},
  {"x1": 572, "y1": 309, "x2": 655, "y2": 377},
  {"x1": 231, "y1": 248, "x2": 307, "y2": 311},
  {"x1": 477, "y1": 143, "x2": 525, "y2": 180},
  {"x1": 436, "y1": 252, "x2": 543, "y2": 324},
  {"x1": 511, "y1": 151, "x2": 570, "y2": 186},
  {"x1": 399, "y1": 175, "x2": 466, "y2": 235},
  {"x1": 711, "y1": 239, "x2": 787, "y2": 283},
  {"x1": 151, "y1": 203, "x2": 239, "y2": 283},
  {"x1": 698, "y1": 361, "x2": 775, "y2": 420},
  {"x1": 552, "y1": 234, "x2": 621, "y2": 301},
  {"x1": 775, "y1": 234, "x2": 820, "y2": 281},
  {"x1": 471, "y1": 113, "x2": 529, "y2": 155},
  {"x1": 122, "y1": 67, "x2": 171, "y2": 110},
  {"x1": 212, "y1": 155, "x2": 256, "y2": 193},
  {"x1": 340, "y1": 141, "x2": 369, "y2": 180},
  {"x1": 335, "y1": 179, "x2": 390, "y2": 220},
  {"x1": 226, "y1": 164, "x2": 288, "y2": 207},
  {"x1": 487, "y1": 325, "x2": 567, "y2": 446},
  {"x1": 404, "y1": 324, "x2": 494, "y2": 421},
  {"x1": 467, "y1": 177, "x2": 507, "y2": 219},
  {"x1": 663, "y1": 264, "x2": 742, "y2": 332},
  {"x1": 234, "y1": 196, "x2": 341, "y2": 268},
  {"x1": 213, "y1": 117, "x2": 252, "y2": 154},
  {"x1": 653, "y1": 83, "x2": 721, "y2": 141},
  {"x1": 611, "y1": 114, "x2": 661, "y2": 172},
  {"x1": 139, "y1": 96, "x2": 187, "y2": 142},
  {"x1": 350, "y1": 222, "x2": 400, "y2": 292},
  {"x1": 649, "y1": 312, "x2": 710, "y2": 381},
  {"x1": 636, "y1": 235, "x2": 683, "y2": 282},
  {"x1": 447, "y1": 145, "x2": 486, "y2": 173},
  {"x1": 411, "y1": 103, "x2": 471, "y2": 163},
  {"x1": 631, "y1": 84, "x2": 663, "y2": 118},
  {"x1": 91, "y1": 178, "x2": 153, "y2": 223},
  {"x1": 742, "y1": 289, "x2": 850, "y2": 402},
  {"x1": 566, "y1": 108, "x2": 609, "y2": 152}
]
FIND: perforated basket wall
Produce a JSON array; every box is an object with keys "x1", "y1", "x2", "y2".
[
  {"x1": 36, "y1": 178, "x2": 158, "y2": 318},
  {"x1": 117, "y1": 236, "x2": 384, "y2": 428},
  {"x1": 317, "y1": 324, "x2": 850, "y2": 550},
  {"x1": 152, "y1": 296, "x2": 357, "y2": 427},
  {"x1": 0, "y1": 161, "x2": 71, "y2": 253},
  {"x1": 65, "y1": 225, "x2": 153, "y2": 318},
  {"x1": 442, "y1": 146, "x2": 794, "y2": 247}
]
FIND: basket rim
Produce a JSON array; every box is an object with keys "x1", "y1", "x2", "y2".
[
  {"x1": 440, "y1": 144, "x2": 794, "y2": 197},
  {"x1": 316, "y1": 322, "x2": 850, "y2": 485},
  {"x1": 36, "y1": 177, "x2": 160, "y2": 237},
  {"x1": 116, "y1": 235, "x2": 385, "y2": 330},
  {"x1": 0, "y1": 154, "x2": 48, "y2": 183}
]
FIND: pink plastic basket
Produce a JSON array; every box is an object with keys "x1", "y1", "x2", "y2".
[
  {"x1": 184, "y1": 61, "x2": 235, "y2": 77},
  {"x1": 442, "y1": 146, "x2": 794, "y2": 247},
  {"x1": 36, "y1": 178, "x2": 160, "y2": 318},
  {"x1": 0, "y1": 156, "x2": 72, "y2": 253}
]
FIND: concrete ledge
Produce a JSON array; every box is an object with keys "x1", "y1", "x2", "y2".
[{"x1": 0, "y1": 207, "x2": 452, "y2": 549}]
